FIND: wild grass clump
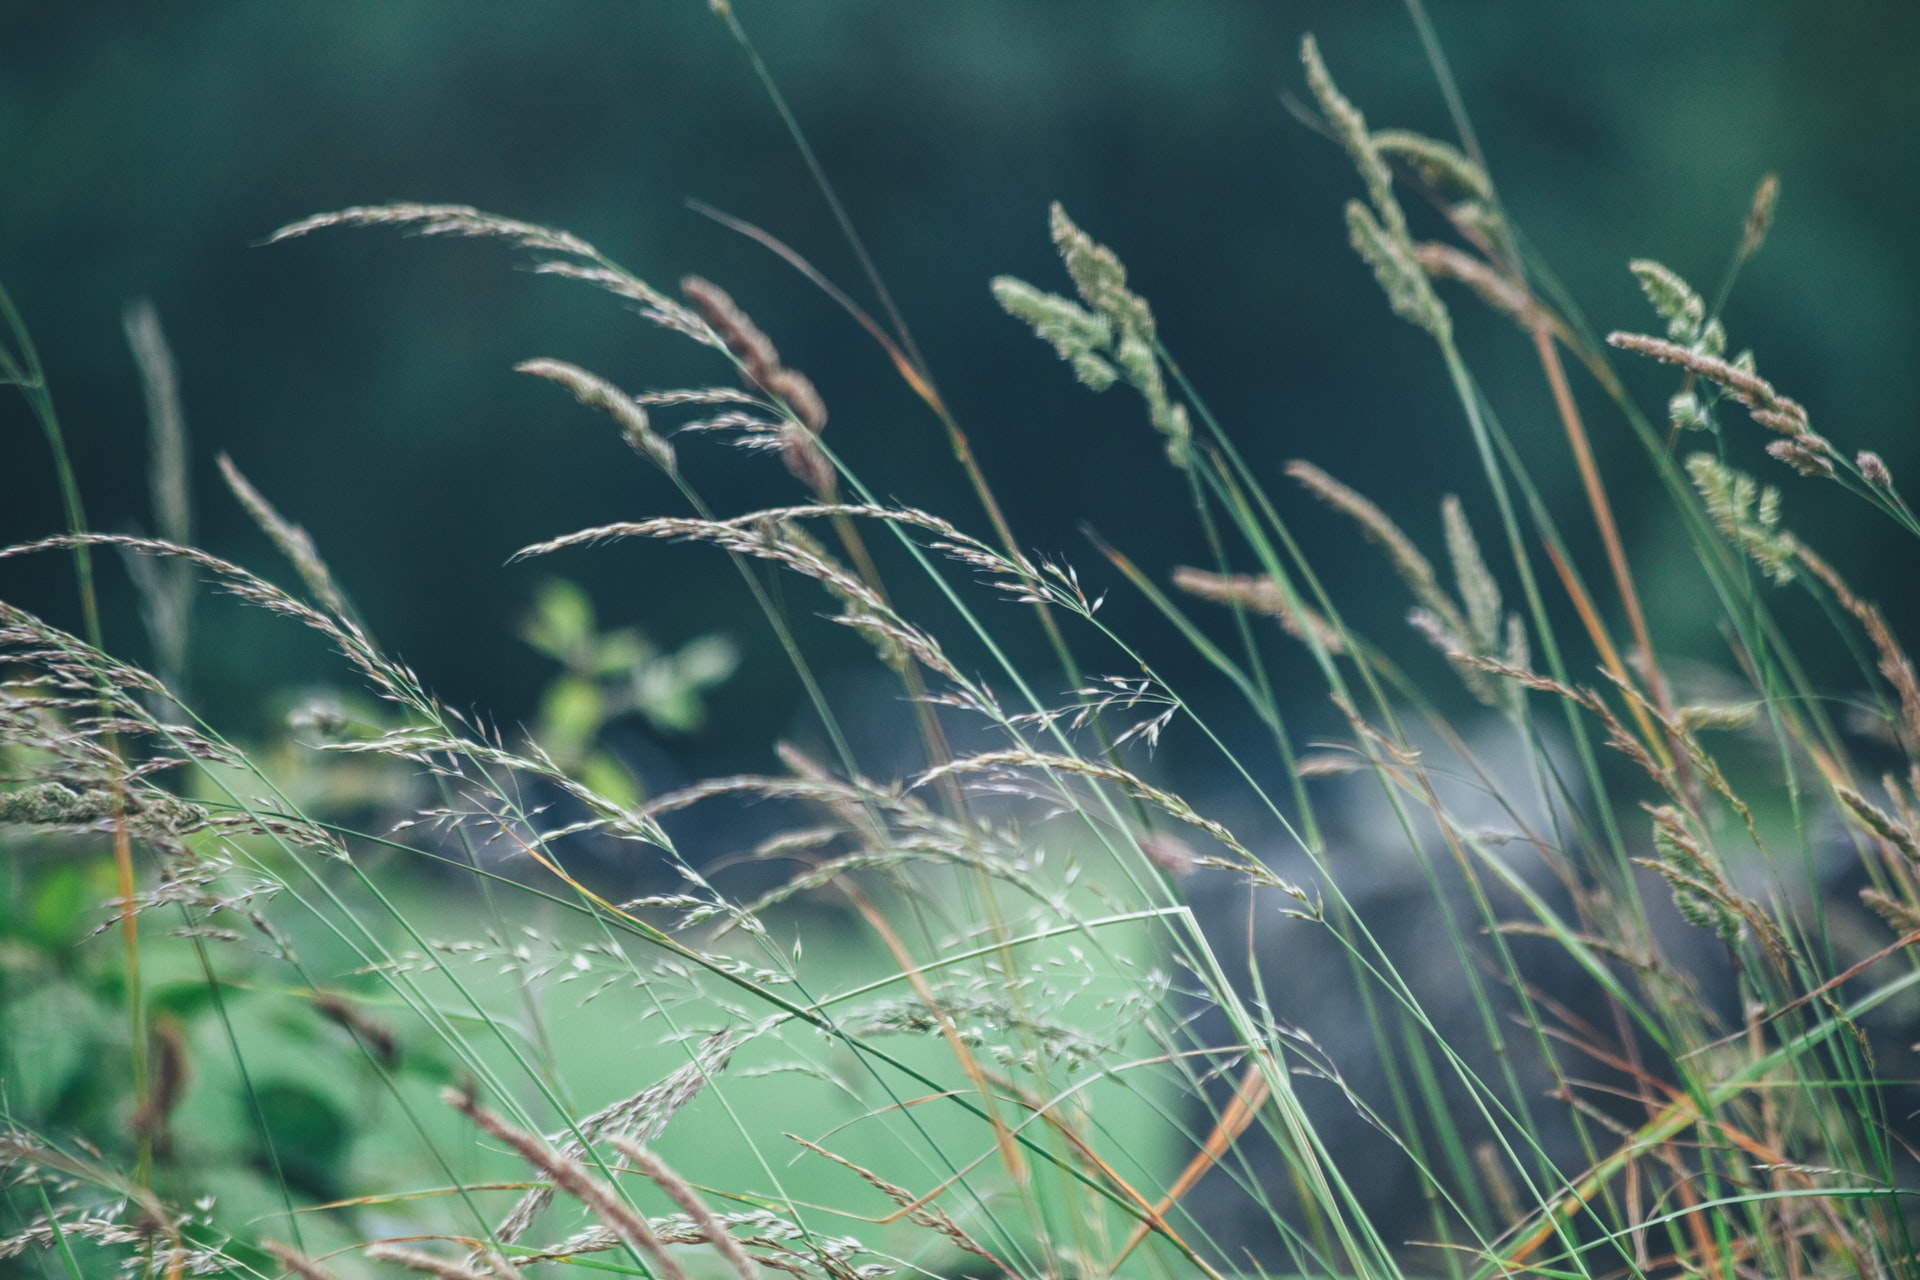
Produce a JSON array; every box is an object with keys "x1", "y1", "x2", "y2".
[{"x1": 6, "y1": 9, "x2": 1920, "y2": 1280}]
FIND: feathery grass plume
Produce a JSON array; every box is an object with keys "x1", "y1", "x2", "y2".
[
  {"x1": 757, "y1": 366, "x2": 827, "y2": 438},
  {"x1": 1861, "y1": 886, "x2": 1920, "y2": 935},
  {"x1": 1858, "y1": 450, "x2": 1893, "y2": 490},
  {"x1": 1049, "y1": 200, "x2": 1155, "y2": 340},
  {"x1": 0, "y1": 780, "x2": 107, "y2": 825},
  {"x1": 774, "y1": 521, "x2": 907, "y2": 671},
  {"x1": 1685, "y1": 454, "x2": 1798, "y2": 585},
  {"x1": 123, "y1": 302, "x2": 190, "y2": 549},
  {"x1": 1767, "y1": 436, "x2": 1835, "y2": 478},
  {"x1": 679, "y1": 274, "x2": 781, "y2": 382},
  {"x1": 912, "y1": 747, "x2": 1306, "y2": 897},
  {"x1": 1628, "y1": 259, "x2": 1706, "y2": 345},
  {"x1": 216, "y1": 453, "x2": 349, "y2": 618},
  {"x1": 1668, "y1": 389, "x2": 1709, "y2": 433},
  {"x1": 517, "y1": 358, "x2": 676, "y2": 475},
  {"x1": 679, "y1": 275, "x2": 832, "y2": 494},
  {"x1": 1675, "y1": 701, "x2": 1760, "y2": 733},
  {"x1": 1441, "y1": 494, "x2": 1499, "y2": 655},
  {"x1": 1, "y1": 531, "x2": 433, "y2": 756},
  {"x1": 494, "y1": 1030, "x2": 736, "y2": 1246},
  {"x1": 1346, "y1": 200, "x2": 1450, "y2": 340},
  {"x1": 121, "y1": 299, "x2": 194, "y2": 691},
  {"x1": 1740, "y1": 172, "x2": 1781, "y2": 260},
  {"x1": 1286, "y1": 461, "x2": 1458, "y2": 634},
  {"x1": 611, "y1": 1140, "x2": 758, "y2": 1280},
  {"x1": 364, "y1": 1244, "x2": 497, "y2": 1280},
  {"x1": 1642, "y1": 803, "x2": 1743, "y2": 945},
  {"x1": 1288, "y1": 459, "x2": 1510, "y2": 703},
  {"x1": 1371, "y1": 129, "x2": 1491, "y2": 200},
  {"x1": 678, "y1": 275, "x2": 827, "y2": 433},
  {"x1": 1442, "y1": 494, "x2": 1532, "y2": 713},
  {"x1": 1302, "y1": 36, "x2": 1450, "y2": 341},
  {"x1": 1835, "y1": 785, "x2": 1920, "y2": 864},
  {"x1": 995, "y1": 204, "x2": 1191, "y2": 466},
  {"x1": 987, "y1": 276, "x2": 1117, "y2": 390},
  {"x1": 268, "y1": 203, "x2": 717, "y2": 352},
  {"x1": 1300, "y1": 35, "x2": 1398, "y2": 238},
  {"x1": 517, "y1": 511, "x2": 964, "y2": 688},
  {"x1": 1886, "y1": 770, "x2": 1920, "y2": 835},
  {"x1": 530, "y1": 261, "x2": 717, "y2": 341},
  {"x1": 1170, "y1": 566, "x2": 1347, "y2": 653},
  {"x1": 441, "y1": 1086, "x2": 689, "y2": 1280},
  {"x1": 269, "y1": 202, "x2": 599, "y2": 258}
]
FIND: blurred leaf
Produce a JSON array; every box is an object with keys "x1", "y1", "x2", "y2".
[
  {"x1": 1, "y1": 980, "x2": 102, "y2": 1116},
  {"x1": 518, "y1": 578, "x2": 596, "y2": 665},
  {"x1": 25, "y1": 861, "x2": 107, "y2": 950},
  {"x1": 146, "y1": 979, "x2": 221, "y2": 1022},
  {"x1": 581, "y1": 750, "x2": 643, "y2": 811},
  {"x1": 254, "y1": 1080, "x2": 349, "y2": 1199},
  {"x1": 675, "y1": 634, "x2": 739, "y2": 688},
  {"x1": 538, "y1": 674, "x2": 603, "y2": 762}
]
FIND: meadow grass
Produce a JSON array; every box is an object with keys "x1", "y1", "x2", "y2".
[{"x1": 3, "y1": 9, "x2": 1919, "y2": 1280}]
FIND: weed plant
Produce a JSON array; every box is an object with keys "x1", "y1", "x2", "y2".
[{"x1": 4, "y1": 8, "x2": 1920, "y2": 1280}]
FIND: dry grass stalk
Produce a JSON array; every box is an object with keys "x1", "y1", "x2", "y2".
[
  {"x1": 1171, "y1": 566, "x2": 1347, "y2": 653},
  {"x1": 1414, "y1": 241, "x2": 1539, "y2": 330},
  {"x1": 1285, "y1": 460, "x2": 1468, "y2": 644},
  {"x1": 441, "y1": 1087, "x2": 688, "y2": 1280},
  {"x1": 215, "y1": 454, "x2": 349, "y2": 619},
  {"x1": 1792, "y1": 542, "x2": 1920, "y2": 753},
  {"x1": 1834, "y1": 786, "x2": 1920, "y2": 864},
  {"x1": 263, "y1": 1240, "x2": 339, "y2": 1280},
  {"x1": 516, "y1": 358, "x2": 676, "y2": 474},
  {"x1": 785, "y1": 1135, "x2": 1002, "y2": 1269},
  {"x1": 678, "y1": 275, "x2": 831, "y2": 496},
  {"x1": 610, "y1": 1139, "x2": 759, "y2": 1280},
  {"x1": 1861, "y1": 887, "x2": 1920, "y2": 935},
  {"x1": 1607, "y1": 330, "x2": 1813, "y2": 439},
  {"x1": 312, "y1": 991, "x2": 400, "y2": 1070},
  {"x1": 1294, "y1": 751, "x2": 1364, "y2": 779},
  {"x1": 268, "y1": 203, "x2": 599, "y2": 259},
  {"x1": 495, "y1": 1031, "x2": 735, "y2": 1245},
  {"x1": 364, "y1": 1243, "x2": 498, "y2": 1280}
]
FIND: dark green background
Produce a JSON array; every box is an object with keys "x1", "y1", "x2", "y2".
[{"x1": 6, "y1": 2, "x2": 1918, "y2": 781}]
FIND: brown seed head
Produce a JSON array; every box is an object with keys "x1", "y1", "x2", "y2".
[
  {"x1": 759, "y1": 365, "x2": 827, "y2": 434},
  {"x1": 1139, "y1": 832, "x2": 1196, "y2": 876},
  {"x1": 1859, "y1": 450, "x2": 1893, "y2": 490},
  {"x1": 680, "y1": 275, "x2": 779, "y2": 380},
  {"x1": 779, "y1": 423, "x2": 837, "y2": 499}
]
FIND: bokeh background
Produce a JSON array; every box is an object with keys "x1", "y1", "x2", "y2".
[{"x1": 6, "y1": 0, "x2": 1919, "y2": 795}]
